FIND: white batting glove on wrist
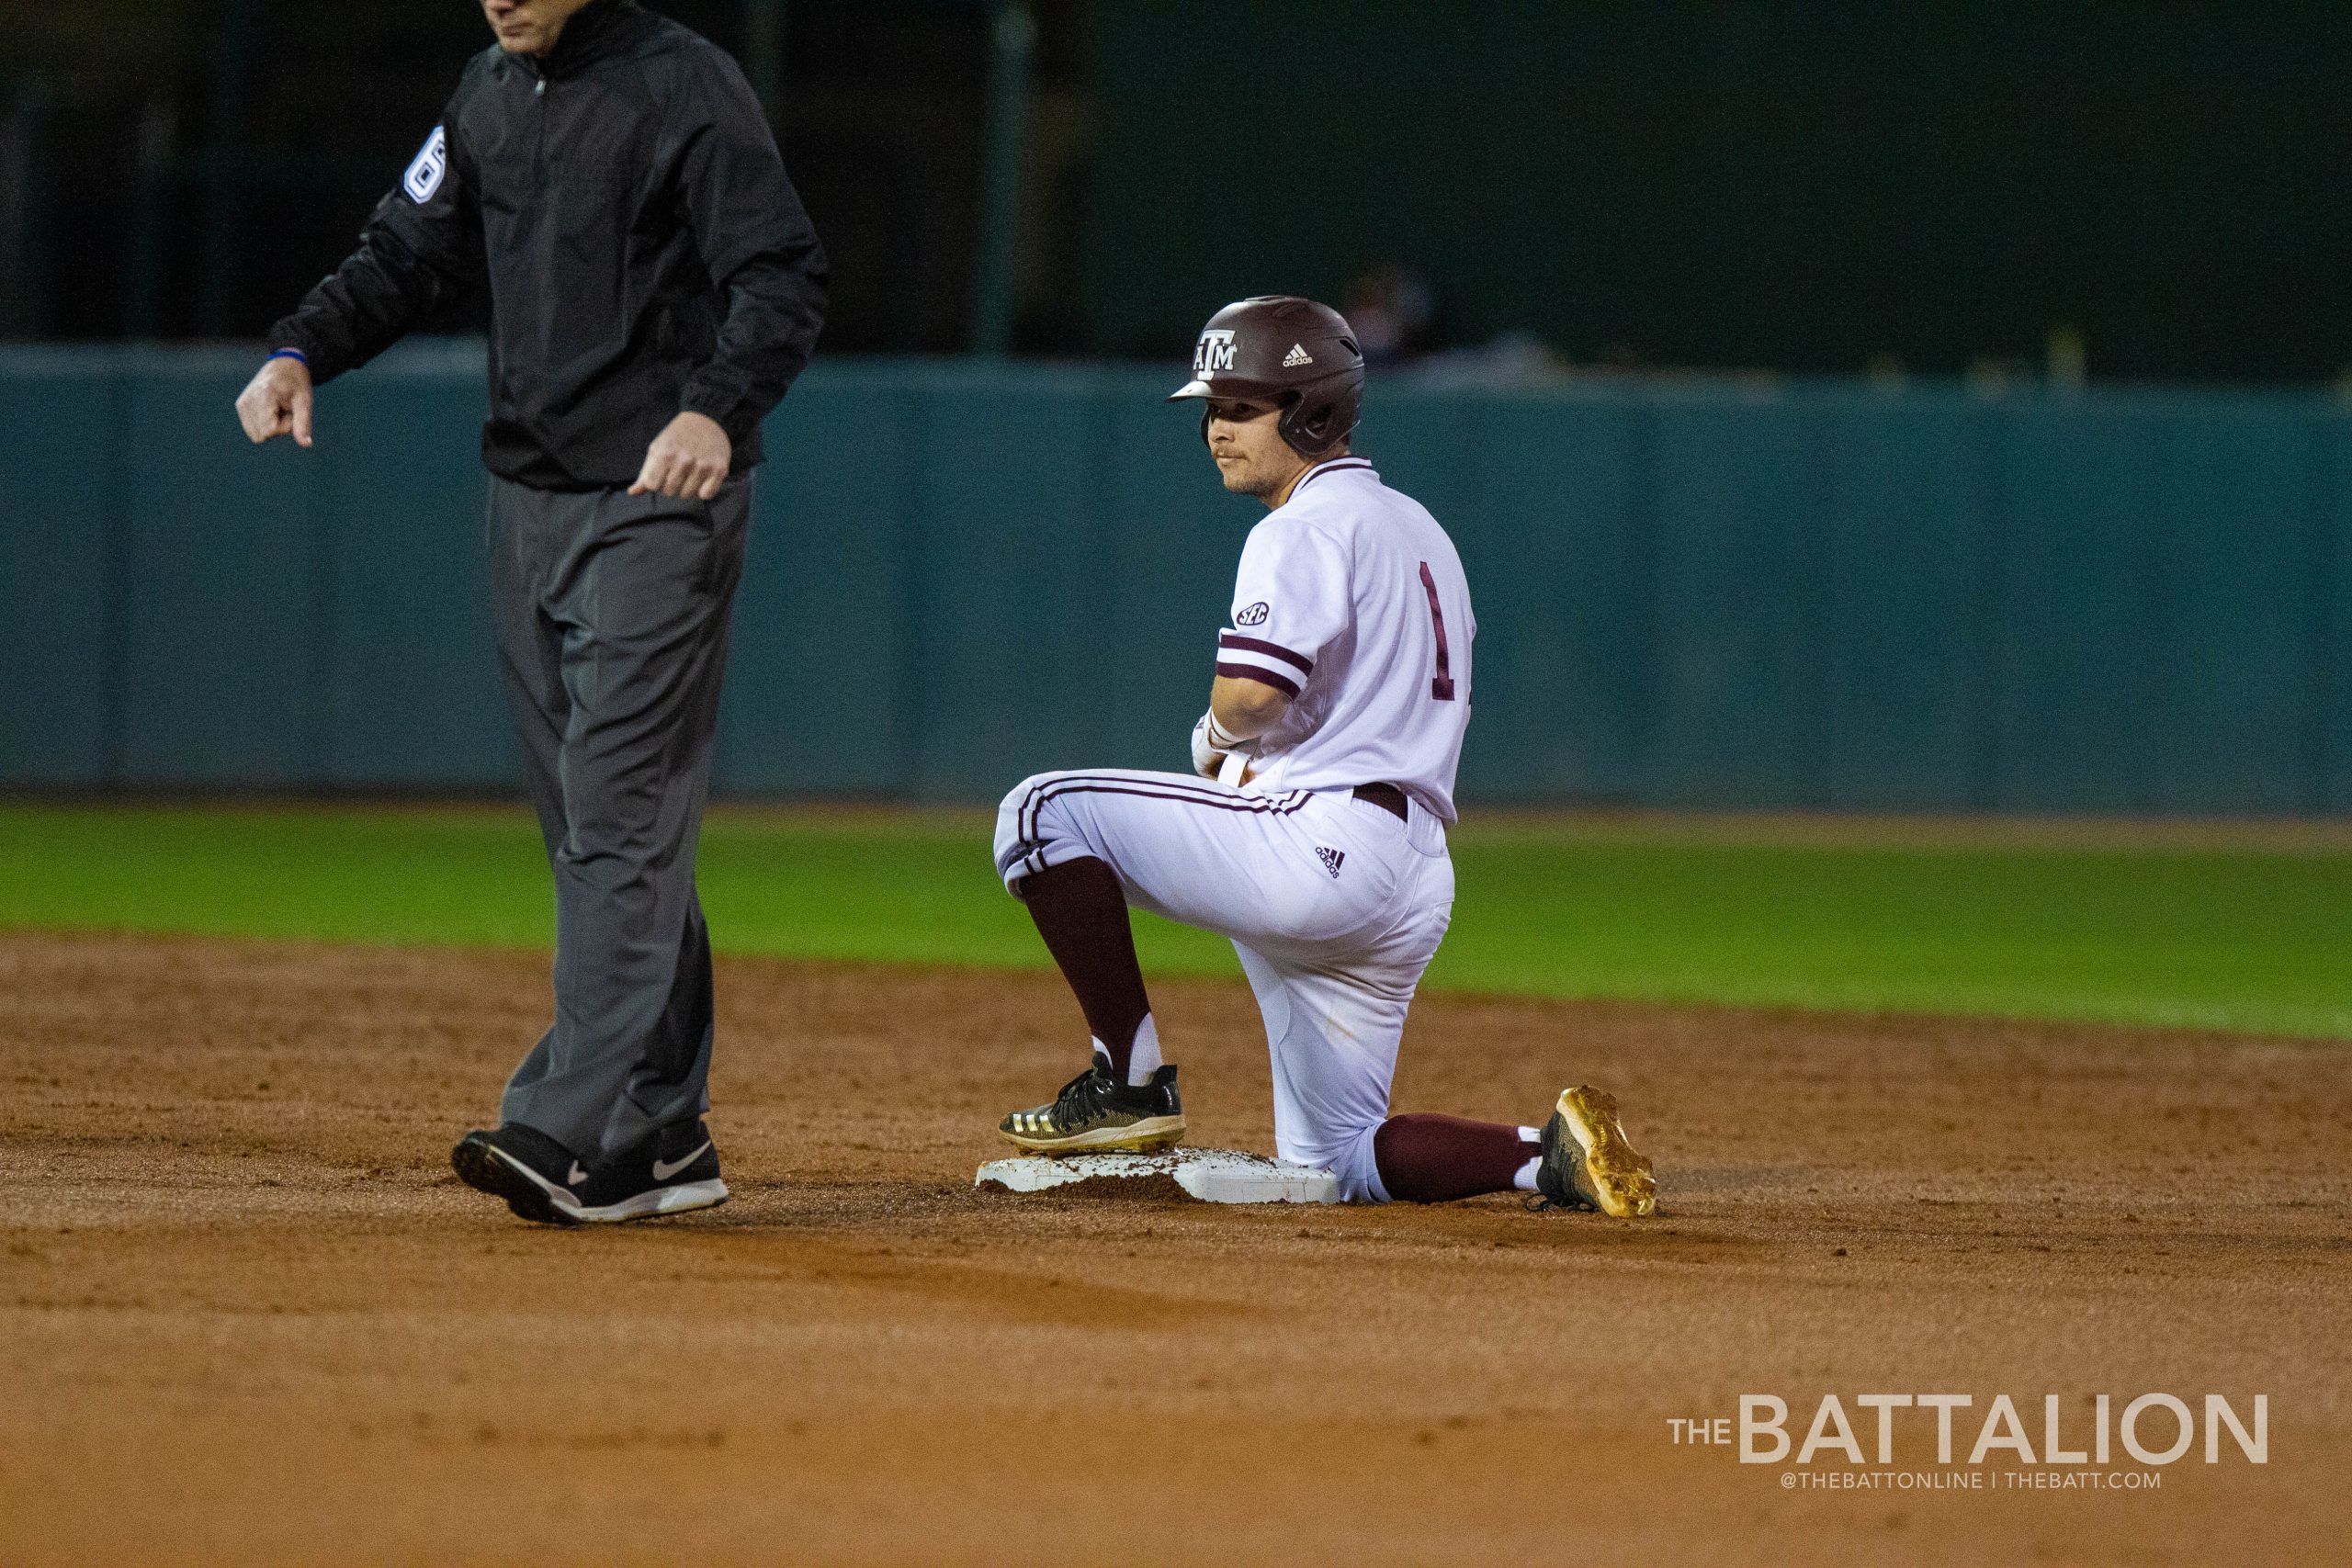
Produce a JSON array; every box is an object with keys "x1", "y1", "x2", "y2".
[
  {"x1": 1192, "y1": 710, "x2": 1244, "y2": 778},
  {"x1": 1191, "y1": 714, "x2": 1221, "y2": 777}
]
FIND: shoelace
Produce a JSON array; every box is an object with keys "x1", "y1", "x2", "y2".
[
  {"x1": 1521, "y1": 1153, "x2": 1595, "y2": 1213},
  {"x1": 1048, "y1": 1066, "x2": 1114, "y2": 1130}
]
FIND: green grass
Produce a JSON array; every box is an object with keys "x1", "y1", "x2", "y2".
[{"x1": 2, "y1": 803, "x2": 2347, "y2": 1038}]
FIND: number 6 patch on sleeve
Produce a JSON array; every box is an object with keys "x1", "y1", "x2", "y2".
[{"x1": 403, "y1": 125, "x2": 448, "y2": 203}]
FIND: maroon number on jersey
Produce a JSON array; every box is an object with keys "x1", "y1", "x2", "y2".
[{"x1": 1418, "y1": 561, "x2": 1456, "y2": 701}]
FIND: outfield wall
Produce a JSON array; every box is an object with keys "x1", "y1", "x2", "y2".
[{"x1": 4, "y1": 344, "x2": 2348, "y2": 812}]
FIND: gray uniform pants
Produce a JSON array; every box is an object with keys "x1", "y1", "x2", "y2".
[{"x1": 485, "y1": 471, "x2": 751, "y2": 1162}]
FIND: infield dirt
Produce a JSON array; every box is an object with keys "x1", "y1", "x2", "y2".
[{"x1": 3, "y1": 931, "x2": 2347, "y2": 1566}]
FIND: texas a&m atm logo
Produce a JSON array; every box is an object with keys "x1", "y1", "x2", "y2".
[{"x1": 1194, "y1": 329, "x2": 1238, "y2": 378}]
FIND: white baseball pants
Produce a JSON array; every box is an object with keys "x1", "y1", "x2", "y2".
[{"x1": 995, "y1": 769, "x2": 1456, "y2": 1201}]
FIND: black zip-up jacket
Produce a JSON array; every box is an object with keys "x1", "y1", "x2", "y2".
[{"x1": 267, "y1": 0, "x2": 827, "y2": 490}]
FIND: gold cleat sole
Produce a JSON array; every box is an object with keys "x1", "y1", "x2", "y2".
[
  {"x1": 1557, "y1": 1086, "x2": 1657, "y2": 1218},
  {"x1": 995, "y1": 1114, "x2": 1187, "y2": 1156}
]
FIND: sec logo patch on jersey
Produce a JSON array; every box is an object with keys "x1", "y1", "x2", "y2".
[
  {"x1": 403, "y1": 124, "x2": 448, "y2": 203},
  {"x1": 1235, "y1": 602, "x2": 1270, "y2": 626}
]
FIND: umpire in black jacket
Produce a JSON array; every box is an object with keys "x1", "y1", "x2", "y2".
[{"x1": 237, "y1": 0, "x2": 826, "y2": 1225}]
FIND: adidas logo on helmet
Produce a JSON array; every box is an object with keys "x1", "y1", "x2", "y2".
[{"x1": 1283, "y1": 344, "x2": 1314, "y2": 367}]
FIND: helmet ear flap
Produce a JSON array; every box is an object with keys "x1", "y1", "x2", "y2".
[
  {"x1": 1289, "y1": 400, "x2": 1329, "y2": 452},
  {"x1": 1200, "y1": 406, "x2": 1213, "y2": 449},
  {"x1": 1276, "y1": 382, "x2": 1355, "y2": 457}
]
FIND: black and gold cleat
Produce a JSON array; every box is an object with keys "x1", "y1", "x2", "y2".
[
  {"x1": 998, "y1": 1053, "x2": 1186, "y2": 1155},
  {"x1": 1533, "y1": 1085, "x2": 1657, "y2": 1217}
]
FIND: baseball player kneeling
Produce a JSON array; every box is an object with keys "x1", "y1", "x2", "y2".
[{"x1": 991, "y1": 297, "x2": 1657, "y2": 1216}]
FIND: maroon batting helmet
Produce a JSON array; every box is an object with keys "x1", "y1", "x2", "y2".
[{"x1": 1167, "y1": 295, "x2": 1365, "y2": 457}]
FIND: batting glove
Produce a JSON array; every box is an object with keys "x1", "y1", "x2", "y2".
[{"x1": 1192, "y1": 710, "x2": 1246, "y2": 778}]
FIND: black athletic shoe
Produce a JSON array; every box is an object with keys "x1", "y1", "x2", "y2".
[
  {"x1": 1531, "y1": 1086, "x2": 1657, "y2": 1218},
  {"x1": 450, "y1": 1120, "x2": 729, "y2": 1226},
  {"x1": 998, "y1": 1053, "x2": 1185, "y2": 1155},
  {"x1": 450, "y1": 1122, "x2": 589, "y2": 1224},
  {"x1": 574, "y1": 1119, "x2": 729, "y2": 1221}
]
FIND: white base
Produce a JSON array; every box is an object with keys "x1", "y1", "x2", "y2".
[{"x1": 976, "y1": 1148, "x2": 1343, "y2": 1205}]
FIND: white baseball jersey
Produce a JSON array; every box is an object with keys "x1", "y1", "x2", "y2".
[{"x1": 1209, "y1": 457, "x2": 1475, "y2": 821}]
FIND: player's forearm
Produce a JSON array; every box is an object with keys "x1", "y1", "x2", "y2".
[{"x1": 1210, "y1": 674, "x2": 1289, "y2": 740}]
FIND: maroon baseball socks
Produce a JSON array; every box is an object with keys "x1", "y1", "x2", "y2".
[
  {"x1": 1016, "y1": 855, "x2": 1163, "y2": 1086},
  {"x1": 1373, "y1": 1113, "x2": 1544, "y2": 1202}
]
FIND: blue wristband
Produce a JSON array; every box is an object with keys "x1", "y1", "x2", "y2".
[{"x1": 266, "y1": 347, "x2": 308, "y2": 366}]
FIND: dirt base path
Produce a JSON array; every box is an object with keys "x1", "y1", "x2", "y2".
[{"x1": 3, "y1": 932, "x2": 2347, "y2": 1565}]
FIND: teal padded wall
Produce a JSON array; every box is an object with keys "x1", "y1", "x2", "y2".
[
  {"x1": 0, "y1": 354, "x2": 117, "y2": 783},
  {"x1": 318, "y1": 356, "x2": 513, "y2": 786},
  {"x1": 1, "y1": 344, "x2": 2346, "y2": 813},
  {"x1": 117, "y1": 361, "x2": 323, "y2": 784}
]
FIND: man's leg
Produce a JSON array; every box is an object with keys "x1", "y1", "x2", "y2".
[
  {"x1": 486, "y1": 478, "x2": 577, "y2": 1108},
  {"x1": 1373, "y1": 1113, "x2": 1544, "y2": 1201},
  {"x1": 1298, "y1": 854, "x2": 1535, "y2": 1203},
  {"x1": 993, "y1": 772, "x2": 1419, "y2": 1156},
  {"x1": 496, "y1": 477, "x2": 749, "y2": 1163},
  {"x1": 486, "y1": 479, "x2": 572, "y2": 857},
  {"x1": 1239, "y1": 942, "x2": 1651, "y2": 1209},
  {"x1": 1016, "y1": 857, "x2": 1162, "y2": 1085},
  {"x1": 993, "y1": 772, "x2": 1368, "y2": 1050},
  {"x1": 1227, "y1": 894, "x2": 1542, "y2": 1206}
]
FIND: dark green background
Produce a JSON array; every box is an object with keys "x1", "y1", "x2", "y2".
[
  {"x1": 1083, "y1": 2, "x2": 2352, "y2": 378},
  {"x1": 4, "y1": 4, "x2": 2348, "y2": 376}
]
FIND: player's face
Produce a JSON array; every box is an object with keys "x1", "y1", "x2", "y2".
[
  {"x1": 481, "y1": 0, "x2": 596, "y2": 55},
  {"x1": 1204, "y1": 399, "x2": 1305, "y2": 501}
]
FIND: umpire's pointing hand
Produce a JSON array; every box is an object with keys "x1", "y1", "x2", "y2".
[
  {"x1": 631, "y1": 412, "x2": 731, "y2": 501},
  {"x1": 235, "y1": 355, "x2": 314, "y2": 447}
]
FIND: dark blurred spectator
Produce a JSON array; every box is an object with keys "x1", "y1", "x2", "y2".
[{"x1": 1344, "y1": 263, "x2": 1441, "y2": 366}]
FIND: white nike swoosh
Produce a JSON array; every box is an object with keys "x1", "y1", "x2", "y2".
[
  {"x1": 567, "y1": 1161, "x2": 589, "y2": 1187},
  {"x1": 651, "y1": 1141, "x2": 711, "y2": 1182}
]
